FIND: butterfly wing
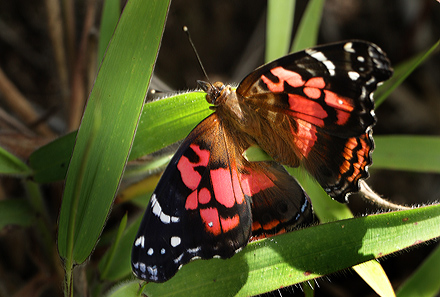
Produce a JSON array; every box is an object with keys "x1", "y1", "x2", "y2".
[
  {"x1": 132, "y1": 113, "x2": 312, "y2": 282},
  {"x1": 131, "y1": 114, "x2": 251, "y2": 282},
  {"x1": 235, "y1": 41, "x2": 392, "y2": 201}
]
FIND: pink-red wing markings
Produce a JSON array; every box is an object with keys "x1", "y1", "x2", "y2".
[
  {"x1": 211, "y1": 168, "x2": 245, "y2": 207},
  {"x1": 176, "y1": 129, "x2": 249, "y2": 237},
  {"x1": 240, "y1": 167, "x2": 276, "y2": 197},
  {"x1": 261, "y1": 66, "x2": 355, "y2": 127},
  {"x1": 177, "y1": 144, "x2": 210, "y2": 190}
]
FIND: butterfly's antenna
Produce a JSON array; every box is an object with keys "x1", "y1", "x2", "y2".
[{"x1": 183, "y1": 26, "x2": 210, "y2": 82}]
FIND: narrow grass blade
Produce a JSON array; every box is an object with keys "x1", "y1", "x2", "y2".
[
  {"x1": 373, "y1": 135, "x2": 440, "y2": 173},
  {"x1": 396, "y1": 243, "x2": 440, "y2": 297},
  {"x1": 0, "y1": 199, "x2": 35, "y2": 229},
  {"x1": 265, "y1": 0, "x2": 295, "y2": 62},
  {"x1": 99, "y1": 213, "x2": 128, "y2": 279},
  {"x1": 375, "y1": 40, "x2": 440, "y2": 106},
  {"x1": 99, "y1": 215, "x2": 142, "y2": 281},
  {"x1": 291, "y1": 0, "x2": 325, "y2": 52},
  {"x1": 98, "y1": 0, "x2": 121, "y2": 65},
  {"x1": 353, "y1": 261, "x2": 395, "y2": 297},
  {"x1": 0, "y1": 146, "x2": 31, "y2": 177},
  {"x1": 57, "y1": 0, "x2": 170, "y2": 268}
]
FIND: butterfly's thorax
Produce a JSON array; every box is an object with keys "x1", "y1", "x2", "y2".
[{"x1": 204, "y1": 82, "x2": 250, "y2": 129}]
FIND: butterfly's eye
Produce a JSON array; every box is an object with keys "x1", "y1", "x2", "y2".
[{"x1": 210, "y1": 82, "x2": 226, "y2": 104}]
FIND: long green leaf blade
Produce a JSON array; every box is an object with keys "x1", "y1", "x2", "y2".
[
  {"x1": 0, "y1": 146, "x2": 32, "y2": 177},
  {"x1": 141, "y1": 204, "x2": 440, "y2": 296},
  {"x1": 375, "y1": 40, "x2": 440, "y2": 106},
  {"x1": 98, "y1": 0, "x2": 121, "y2": 65},
  {"x1": 57, "y1": 0, "x2": 170, "y2": 266},
  {"x1": 373, "y1": 135, "x2": 440, "y2": 173},
  {"x1": 291, "y1": 0, "x2": 325, "y2": 52},
  {"x1": 265, "y1": 0, "x2": 295, "y2": 62},
  {"x1": 396, "y1": 243, "x2": 440, "y2": 297}
]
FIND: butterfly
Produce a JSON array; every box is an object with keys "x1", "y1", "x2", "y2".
[{"x1": 131, "y1": 40, "x2": 392, "y2": 282}]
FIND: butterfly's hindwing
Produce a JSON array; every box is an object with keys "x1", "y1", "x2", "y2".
[{"x1": 243, "y1": 161, "x2": 313, "y2": 239}]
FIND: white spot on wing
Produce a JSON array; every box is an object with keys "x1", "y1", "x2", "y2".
[
  {"x1": 344, "y1": 42, "x2": 355, "y2": 53},
  {"x1": 140, "y1": 263, "x2": 146, "y2": 273},
  {"x1": 323, "y1": 61, "x2": 336, "y2": 76},
  {"x1": 147, "y1": 266, "x2": 158, "y2": 281},
  {"x1": 160, "y1": 212, "x2": 171, "y2": 224},
  {"x1": 306, "y1": 49, "x2": 326, "y2": 61},
  {"x1": 171, "y1": 236, "x2": 181, "y2": 247},
  {"x1": 174, "y1": 253, "x2": 184, "y2": 264},
  {"x1": 366, "y1": 77, "x2": 376, "y2": 85},
  {"x1": 151, "y1": 195, "x2": 161, "y2": 216},
  {"x1": 161, "y1": 248, "x2": 166, "y2": 254},
  {"x1": 147, "y1": 248, "x2": 153, "y2": 255},
  {"x1": 150, "y1": 193, "x2": 180, "y2": 224},
  {"x1": 306, "y1": 49, "x2": 336, "y2": 76},
  {"x1": 135, "y1": 236, "x2": 145, "y2": 248},
  {"x1": 187, "y1": 246, "x2": 201, "y2": 254},
  {"x1": 348, "y1": 71, "x2": 360, "y2": 81}
]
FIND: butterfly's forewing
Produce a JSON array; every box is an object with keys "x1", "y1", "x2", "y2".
[
  {"x1": 132, "y1": 114, "x2": 251, "y2": 282},
  {"x1": 132, "y1": 113, "x2": 312, "y2": 282},
  {"x1": 236, "y1": 41, "x2": 393, "y2": 201}
]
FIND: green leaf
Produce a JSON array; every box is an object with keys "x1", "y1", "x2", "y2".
[
  {"x1": 29, "y1": 131, "x2": 76, "y2": 183},
  {"x1": 99, "y1": 213, "x2": 128, "y2": 279},
  {"x1": 105, "y1": 281, "x2": 141, "y2": 297},
  {"x1": 140, "y1": 204, "x2": 440, "y2": 296},
  {"x1": 0, "y1": 146, "x2": 32, "y2": 177},
  {"x1": 0, "y1": 199, "x2": 36, "y2": 229},
  {"x1": 375, "y1": 40, "x2": 440, "y2": 106},
  {"x1": 130, "y1": 91, "x2": 211, "y2": 161},
  {"x1": 396, "y1": 243, "x2": 440, "y2": 297},
  {"x1": 28, "y1": 91, "x2": 209, "y2": 183},
  {"x1": 353, "y1": 261, "x2": 395, "y2": 297},
  {"x1": 98, "y1": 0, "x2": 121, "y2": 65},
  {"x1": 291, "y1": 0, "x2": 325, "y2": 52},
  {"x1": 57, "y1": 0, "x2": 171, "y2": 271},
  {"x1": 265, "y1": 0, "x2": 295, "y2": 62},
  {"x1": 99, "y1": 215, "x2": 142, "y2": 281},
  {"x1": 373, "y1": 136, "x2": 440, "y2": 173}
]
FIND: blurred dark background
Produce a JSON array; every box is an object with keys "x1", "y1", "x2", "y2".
[{"x1": 0, "y1": 0, "x2": 439, "y2": 296}]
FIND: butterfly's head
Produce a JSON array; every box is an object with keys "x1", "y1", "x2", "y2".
[{"x1": 197, "y1": 80, "x2": 229, "y2": 107}]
